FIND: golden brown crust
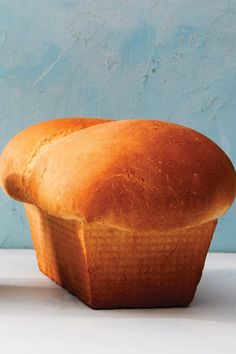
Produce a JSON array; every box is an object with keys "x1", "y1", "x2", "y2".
[
  {"x1": 0, "y1": 117, "x2": 112, "y2": 202},
  {"x1": 25, "y1": 203, "x2": 216, "y2": 308},
  {"x1": 28, "y1": 120, "x2": 236, "y2": 231}
]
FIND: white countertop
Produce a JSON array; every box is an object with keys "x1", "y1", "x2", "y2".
[{"x1": 0, "y1": 250, "x2": 235, "y2": 354}]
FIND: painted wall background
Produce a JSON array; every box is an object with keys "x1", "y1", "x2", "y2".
[{"x1": 0, "y1": 0, "x2": 235, "y2": 251}]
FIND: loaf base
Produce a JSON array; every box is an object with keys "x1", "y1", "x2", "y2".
[{"x1": 24, "y1": 204, "x2": 216, "y2": 309}]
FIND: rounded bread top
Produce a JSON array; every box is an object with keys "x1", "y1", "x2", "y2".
[
  {"x1": 0, "y1": 117, "x2": 111, "y2": 202},
  {"x1": 28, "y1": 120, "x2": 235, "y2": 231}
]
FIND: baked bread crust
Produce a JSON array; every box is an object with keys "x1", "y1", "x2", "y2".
[
  {"x1": 0, "y1": 117, "x2": 111, "y2": 202},
  {"x1": 25, "y1": 119, "x2": 235, "y2": 231}
]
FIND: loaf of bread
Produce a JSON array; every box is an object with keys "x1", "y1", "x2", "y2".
[{"x1": 0, "y1": 118, "x2": 235, "y2": 309}]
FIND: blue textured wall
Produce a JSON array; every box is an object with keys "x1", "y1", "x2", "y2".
[{"x1": 0, "y1": 0, "x2": 235, "y2": 250}]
